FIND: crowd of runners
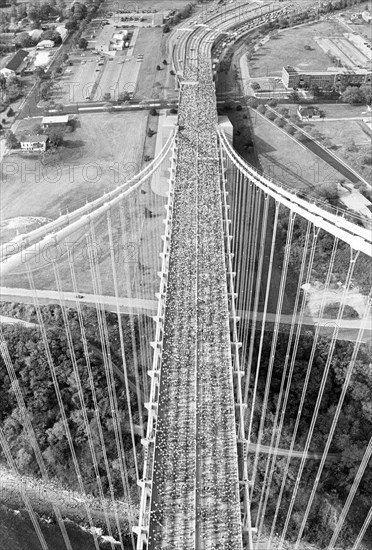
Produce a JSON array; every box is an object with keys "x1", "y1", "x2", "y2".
[{"x1": 147, "y1": 57, "x2": 243, "y2": 549}]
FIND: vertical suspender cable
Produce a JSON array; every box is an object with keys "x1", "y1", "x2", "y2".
[
  {"x1": 269, "y1": 234, "x2": 340, "y2": 546},
  {"x1": 86, "y1": 221, "x2": 136, "y2": 550},
  {"x1": 279, "y1": 248, "x2": 359, "y2": 548},
  {"x1": 245, "y1": 210, "x2": 295, "y2": 453},
  {"x1": 26, "y1": 262, "x2": 103, "y2": 550},
  {"x1": 51, "y1": 259, "x2": 119, "y2": 550},
  {"x1": 242, "y1": 185, "x2": 262, "y2": 407},
  {"x1": 66, "y1": 246, "x2": 128, "y2": 546},
  {"x1": 294, "y1": 290, "x2": 370, "y2": 549},
  {"x1": 119, "y1": 201, "x2": 145, "y2": 440},
  {"x1": 256, "y1": 217, "x2": 312, "y2": 536},
  {"x1": 107, "y1": 207, "x2": 139, "y2": 483}
]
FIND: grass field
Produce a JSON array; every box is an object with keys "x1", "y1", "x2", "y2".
[
  {"x1": 1, "y1": 111, "x2": 148, "y2": 220},
  {"x1": 249, "y1": 109, "x2": 344, "y2": 190},
  {"x1": 100, "y1": 0, "x2": 193, "y2": 12},
  {"x1": 307, "y1": 119, "x2": 372, "y2": 183},
  {"x1": 248, "y1": 20, "x2": 344, "y2": 77},
  {"x1": 314, "y1": 103, "x2": 369, "y2": 119},
  {"x1": 280, "y1": 103, "x2": 369, "y2": 120},
  {"x1": 311, "y1": 119, "x2": 370, "y2": 146},
  {"x1": 133, "y1": 28, "x2": 170, "y2": 100}
]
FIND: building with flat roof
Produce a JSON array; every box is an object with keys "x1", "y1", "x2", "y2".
[
  {"x1": 42, "y1": 115, "x2": 69, "y2": 128},
  {"x1": 282, "y1": 65, "x2": 371, "y2": 89}
]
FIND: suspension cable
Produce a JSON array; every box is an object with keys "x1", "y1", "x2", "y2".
[
  {"x1": 246, "y1": 209, "x2": 295, "y2": 464},
  {"x1": 269, "y1": 234, "x2": 340, "y2": 545},
  {"x1": 279, "y1": 248, "x2": 360, "y2": 548},
  {"x1": 106, "y1": 207, "x2": 139, "y2": 482},
  {"x1": 294, "y1": 291, "x2": 370, "y2": 549},
  {"x1": 256, "y1": 216, "x2": 312, "y2": 537},
  {"x1": 26, "y1": 262, "x2": 102, "y2": 550},
  {"x1": 66, "y1": 245, "x2": 128, "y2": 546},
  {"x1": 51, "y1": 259, "x2": 118, "y2": 550},
  {"x1": 86, "y1": 221, "x2": 136, "y2": 550}
]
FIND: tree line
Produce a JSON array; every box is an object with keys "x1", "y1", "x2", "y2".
[
  {"x1": 247, "y1": 329, "x2": 372, "y2": 548},
  {"x1": 0, "y1": 304, "x2": 147, "y2": 504}
]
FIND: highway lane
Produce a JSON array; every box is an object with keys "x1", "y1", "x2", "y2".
[
  {"x1": 0, "y1": 287, "x2": 156, "y2": 316},
  {"x1": 247, "y1": 442, "x2": 338, "y2": 461},
  {"x1": 1, "y1": 288, "x2": 369, "y2": 343}
]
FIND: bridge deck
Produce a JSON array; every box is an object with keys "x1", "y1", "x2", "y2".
[{"x1": 148, "y1": 60, "x2": 243, "y2": 549}]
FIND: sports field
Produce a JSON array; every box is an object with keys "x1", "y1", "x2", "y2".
[{"x1": 248, "y1": 20, "x2": 345, "y2": 77}]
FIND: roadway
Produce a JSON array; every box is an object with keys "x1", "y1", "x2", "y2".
[
  {"x1": 0, "y1": 287, "x2": 156, "y2": 316},
  {"x1": 1, "y1": 287, "x2": 369, "y2": 343},
  {"x1": 147, "y1": 24, "x2": 245, "y2": 549}
]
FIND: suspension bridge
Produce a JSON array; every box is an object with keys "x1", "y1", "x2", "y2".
[{"x1": 1, "y1": 2, "x2": 372, "y2": 550}]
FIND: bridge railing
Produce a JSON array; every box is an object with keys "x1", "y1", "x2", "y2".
[{"x1": 134, "y1": 134, "x2": 179, "y2": 550}]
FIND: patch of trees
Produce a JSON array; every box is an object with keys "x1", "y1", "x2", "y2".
[
  {"x1": 0, "y1": 73, "x2": 22, "y2": 102},
  {"x1": 247, "y1": 329, "x2": 372, "y2": 547},
  {"x1": 164, "y1": 2, "x2": 196, "y2": 30},
  {"x1": 70, "y1": 1, "x2": 87, "y2": 21},
  {"x1": 5, "y1": 129, "x2": 18, "y2": 148},
  {"x1": 0, "y1": 304, "x2": 146, "y2": 501},
  {"x1": 78, "y1": 37, "x2": 88, "y2": 50},
  {"x1": 341, "y1": 85, "x2": 372, "y2": 105},
  {"x1": 39, "y1": 29, "x2": 62, "y2": 45},
  {"x1": 14, "y1": 32, "x2": 35, "y2": 49}
]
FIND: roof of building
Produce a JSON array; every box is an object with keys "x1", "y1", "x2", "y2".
[
  {"x1": 20, "y1": 134, "x2": 48, "y2": 143},
  {"x1": 5, "y1": 50, "x2": 28, "y2": 72},
  {"x1": 28, "y1": 29, "x2": 43, "y2": 40},
  {"x1": 37, "y1": 39, "x2": 55, "y2": 47},
  {"x1": 0, "y1": 67, "x2": 15, "y2": 76},
  {"x1": 56, "y1": 26, "x2": 68, "y2": 39},
  {"x1": 42, "y1": 115, "x2": 69, "y2": 124}
]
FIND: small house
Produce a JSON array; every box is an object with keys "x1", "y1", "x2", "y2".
[
  {"x1": 37, "y1": 40, "x2": 55, "y2": 49},
  {"x1": 20, "y1": 135, "x2": 48, "y2": 152},
  {"x1": 297, "y1": 105, "x2": 321, "y2": 120}
]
